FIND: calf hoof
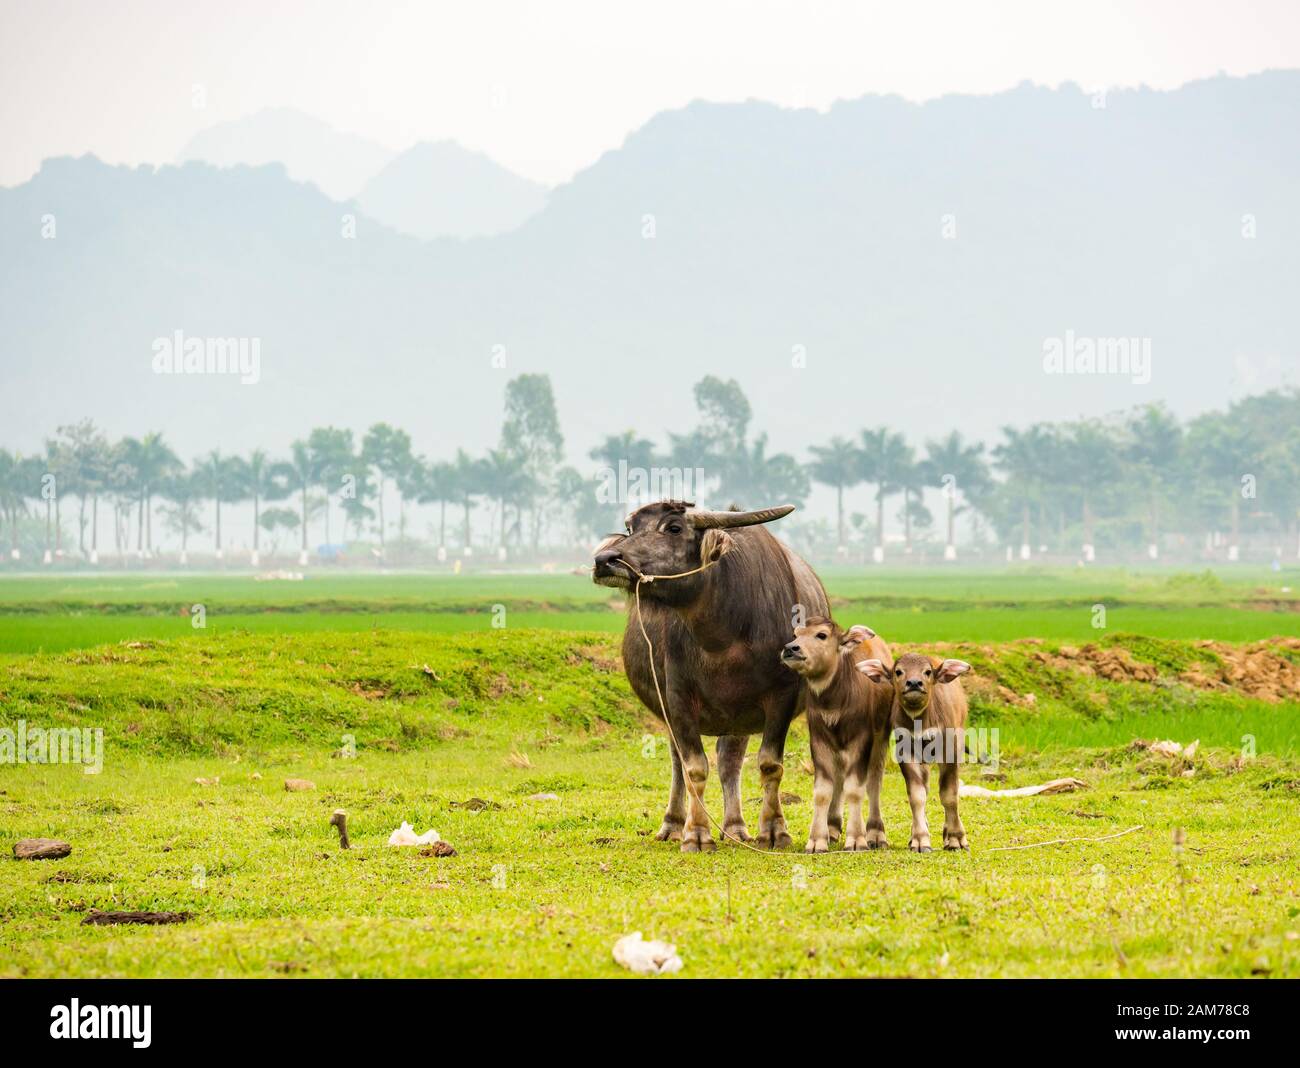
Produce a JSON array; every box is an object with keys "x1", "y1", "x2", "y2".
[
  {"x1": 722, "y1": 822, "x2": 752, "y2": 844},
  {"x1": 909, "y1": 838, "x2": 932, "y2": 853},
  {"x1": 654, "y1": 819, "x2": 684, "y2": 842},
  {"x1": 843, "y1": 835, "x2": 872, "y2": 852},
  {"x1": 756, "y1": 826, "x2": 793, "y2": 850},
  {"x1": 681, "y1": 826, "x2": 716, "y2": 853},
  {"x1": 804, "y1": 838, "x2": 829, "y2": 854},
  {"x1": 943, "y1": 834, "x2": 969, "y2": 851},
  {"x1": 863, "y1": 827, "x2": 888, "y2": 850},
  {"x1": 827, "y1": 818, "x2": 842, "y2": 843}
]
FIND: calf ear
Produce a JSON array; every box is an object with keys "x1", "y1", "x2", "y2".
[
  {"x1": 839, "y1": 624, "x2": 872, "y2": 655},
  {"x1": 699, "y1": 528, "x2": 735, "y2": 564},
  {"x1": 935, "y1": 659, "x2": 971, "y2": 683},
  {"x1": 856, "y1": 658, "x2": 891, "y2": 683}
]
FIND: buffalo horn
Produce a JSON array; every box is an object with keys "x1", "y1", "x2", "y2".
[{"x1": 689, "y1": 505, "x2": 795, "y2": 528}]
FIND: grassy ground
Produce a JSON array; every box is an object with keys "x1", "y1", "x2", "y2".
[{"x1": 2, "y1": 602, "x2": 1299, "y2": 977}]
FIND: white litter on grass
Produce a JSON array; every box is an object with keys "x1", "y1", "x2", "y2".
[
  {"x1": 959, "y1": 777, "x2": 1087, "y2": 798},
  {"x1": 613, "y1": 932, "x2": 683, "y2": 975},
  {"x1": 387, "y1": 822, "x2": 442, "y2": 847},
  {"x1": 1150, "y1": 739, "x2": 1198, "y2": 758}
]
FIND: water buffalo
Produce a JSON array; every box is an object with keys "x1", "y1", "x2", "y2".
[
  {"x1": 859, "y1": 652, "x2": 972, "y2": 851},
  {"x1": 592, "y1": 500, "x2": 828, "y2": 851}
]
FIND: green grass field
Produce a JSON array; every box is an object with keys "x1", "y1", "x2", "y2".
[{"x1": 2, "y1": 566, "x2": 1299, "y2": 977}]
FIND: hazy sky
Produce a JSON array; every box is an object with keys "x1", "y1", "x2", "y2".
[{"x1": 3, "y1": 0, "x2": 1299, "y2": 187}]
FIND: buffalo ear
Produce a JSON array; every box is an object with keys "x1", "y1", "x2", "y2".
[
  {"x1": 856, "y1": 658, "x2": 891, "y2": 683},
  {"x1": 935, "y1": 658, "x2": 971, "y2": 684},
  {"x1": 839, "y1": 624, "x2": 873, "y2": 655},
  {"x1": 699, "y1": 528, "x2": 735, "y2": 564}
]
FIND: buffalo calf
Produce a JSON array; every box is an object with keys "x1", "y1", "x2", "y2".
[
  {"x1": 858, "y1": 652, "x2": 972, "y2": 851},
  {"x1": 780, "y1": 618, "x2": 893, "y2": 852}
]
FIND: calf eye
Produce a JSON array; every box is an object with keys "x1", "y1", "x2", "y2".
[
  {"x1": 924, "y1": 668, "x2": 932, "y2": 677},
  {"x1": 815, "y1": 632, "x2": 827, "y2": 640},
  {"x1": 894, "y1": 668, "x2": 902, "y2": 677}
]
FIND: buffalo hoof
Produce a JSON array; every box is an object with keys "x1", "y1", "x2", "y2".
[
  {"x1": 681, "y1": 826, "x2": 716, "y2": 853},
  {"x1": 756, "y1": 827, "x2": 793, "y2": 850},
  {"x1": 654, "y1": 819, "x2": 684, "y2": 843},
  {"x1": 804, "y1": 838, "x2": 828, "y2": 854},
  {"x1": 722, "y1": 823, "x2": 752, "y2": 844}
]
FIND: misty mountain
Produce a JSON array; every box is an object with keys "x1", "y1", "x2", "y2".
[
  {"x1": 356, "y1": 141, "x2": 549, "y2": 240},
  {"x1": 177, "y1": 107, "x2": 395, "y2": 201},
  {"x1": 4, "y1": 73, "x2": 1298, "y2": 476}
]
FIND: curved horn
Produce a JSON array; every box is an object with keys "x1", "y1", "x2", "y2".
[{"x1": 689, "y1": 505, "x2": 795, "y2": 529}]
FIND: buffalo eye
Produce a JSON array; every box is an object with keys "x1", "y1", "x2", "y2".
[{"x1": 667, "y1": 523, "x2": 682, "y2": 535}]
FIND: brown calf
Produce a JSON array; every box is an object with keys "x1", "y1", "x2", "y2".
[
  {"x1": 858, "y1": 652, "x2": 972, "y2": 851},
  {"x1": 779, "y1": 618, "x2": 893, "y2": 852}
]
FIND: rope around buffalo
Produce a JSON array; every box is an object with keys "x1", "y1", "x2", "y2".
[{"x1": 605, "y1": 556, "x2": 1144, "y2": 859}]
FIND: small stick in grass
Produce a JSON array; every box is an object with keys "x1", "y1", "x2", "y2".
[{"x1": 330, "y1": 809, "x2": 350, "y2": 849}]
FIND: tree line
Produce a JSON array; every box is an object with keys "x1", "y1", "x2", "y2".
[{"x1": 2, "y1": 375, "x2": 1298, "y2": 563}]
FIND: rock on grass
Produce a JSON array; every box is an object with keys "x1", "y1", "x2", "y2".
[{"x1": 14, "y1": 838, "x2": 72, "y2": 860}]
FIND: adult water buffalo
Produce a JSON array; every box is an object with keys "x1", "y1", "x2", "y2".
[{"x1": 592, "y1": 500, "x2": 828, "y2": 851}]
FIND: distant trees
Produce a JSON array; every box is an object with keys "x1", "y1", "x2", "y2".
[{"x1": 5, "y1": 380, "x2": 1300, "y2": 565}]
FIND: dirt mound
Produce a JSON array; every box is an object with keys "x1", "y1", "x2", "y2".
[
  {"x1": 1031, "y1": 639, "x2": 1300, "y2": 702},
  {"x1": 1178, "y1": 638, "x2": 1300, "y2": 702}
]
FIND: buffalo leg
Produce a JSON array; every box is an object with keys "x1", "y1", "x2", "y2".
[
  {"x1": 900, "y1": 761, "x2": 931, "y2": 852},
  {"x1": 654, "y1": 741, "x2": 686, "y2": 842},
  {"x1": 939, "y1": 761, "x2": 967, "y2": 850},
  {"x1": 841, "y1": 768, "x2": 869, "y2": 850},
  {"x1": 862, "y1": 729, "x2": 888, "y2": 849},
  {"x1": 716, "y1": 735, "x2": 751, "y2": 842},
  {"x1": 827, "y1": 775, "x2": 844, "y2": 842},
  {"x1": 755, "y1": 713, "x2": 793, "y2": 849},
  {"x1": 805, "y1": 764, "x2": 834, "y2": 853}
]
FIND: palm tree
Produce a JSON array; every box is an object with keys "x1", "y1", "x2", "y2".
[
  {"x1": 481, "y1": 448, "x2": 534, "y2": 550},
  {"x1": 361, "y1": 423, "x2": 413, "y2": 552},
  {"x1": 277, "y1": 440, "x2": 317, "y2": 564},
  {"x1": 194, "y1": 451, "x2": 244, "y2": 560},
  {"x1": 245, "y1": 450, "x2": 289, "y2": 564},
  {"x1": 416, "y1": 459, "x2": 457, "y2": 555},
  {"x1": 1126, "y1": 405, "x2": 1182, "y2": 558},
  {"x1": 307, "y1": 427, "x2": 356, "y2": 546},
  {"x1": 858, "y1": 428, "x2": 912, "y2": 561},
  {"x1": 120, "y1": 432, "x2": 181, "y2": 556},
  {"x1": 453, "y1": 449, "x2": 486, "y2": 553},
  {"x1": 160, "y1": 468, "x2": 203, "y2": 563},
  {"x1": 993, "y1": 424, "x2": 1054, "y2": 559},
  {"x1": 807, "y1": 436, "x2": 860, "y2": 551},
  {"x1": 923, "y1": 431, "x2": 989, "y2": 560},
  {"x1": 0, "y1": 449, "x2": 30, "y2": 560},
  {"x1": 57, "y1": 420, "x2": 111, "y2": 561}
]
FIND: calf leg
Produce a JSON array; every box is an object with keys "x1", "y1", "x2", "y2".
[
  {"x1": 716, "y1": 734, "x2": 751, "y2": 842},
  {"x1": 900, "y1": 761, "x2": 931, "y2": 852},
  {"x1": 654, "y1": 741, "x2": 686, "y2": 842},
  {"x1": 827, "y1": 775, "x2": 844, "y2": 842},
  {"x1": 939, "y1": 761, "x2": 967, "y2": 850},
  {"x1": 755, "y1": 713, "x2": 794, "y2": 850},
  {"x1": 862, "y1": 728, "x2": 889, "y2": 849},
  {"x1": 805, "y1": 765, "x2": 835, "y2": 853},
  {"x1": 841, "y1": 769, "x2": 870, "y2": 850}
]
